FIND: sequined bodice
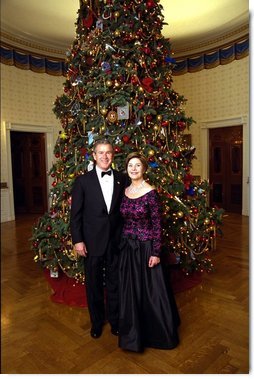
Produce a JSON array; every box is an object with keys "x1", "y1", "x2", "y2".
[{"x1": 120, "y1": 190, "x2": 162, "y2": 256}]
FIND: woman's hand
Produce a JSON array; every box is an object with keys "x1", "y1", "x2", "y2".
[{"x1": 148, "y1": 256, "x2": 160, "y2": 268}]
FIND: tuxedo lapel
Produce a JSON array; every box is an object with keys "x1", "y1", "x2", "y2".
[{"x1": 109, "y1": 171, "x2": 122, "y2": 213}]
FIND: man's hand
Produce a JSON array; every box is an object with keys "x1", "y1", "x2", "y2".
[{"x1": 74, "y1": 242, "x2": 87, "y2": 257}]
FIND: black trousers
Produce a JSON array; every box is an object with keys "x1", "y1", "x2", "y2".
[{"x1": 84, "y1": 248, "x2": 119, "y2": 330}]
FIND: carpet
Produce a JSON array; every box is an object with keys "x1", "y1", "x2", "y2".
[{"x1": 44, "y1": 266, "x2": 202, "y2": 307}]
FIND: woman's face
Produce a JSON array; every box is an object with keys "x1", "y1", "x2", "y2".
[{"x1": 127, "y1": 158, "x2": 145, "y2": 180}]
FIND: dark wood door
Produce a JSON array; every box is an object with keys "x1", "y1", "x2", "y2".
[
  {"x1": 11, "y1": 131, "x2": 48, "y2": 214},
  {"x1": 209, "y1": 126, "x2": 243, "y2": 213}
]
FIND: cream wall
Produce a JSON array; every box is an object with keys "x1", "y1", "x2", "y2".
[
  {"x1": 1, "y1": 57, "x2": 249, "y2": 221},
  {"x1": 173, "y1": 57, "x2": 249, "y2": 175},
  {"x1": 1, "y1": 64, "x2": 63, "y2": 221}
]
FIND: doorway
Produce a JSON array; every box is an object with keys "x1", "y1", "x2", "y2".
[
  {"x1": 209, "y1": 125, "x2": 243, "y2": 213},
  {"x1": 10, "y1": 131, "x2": 48, "y2": 215}
]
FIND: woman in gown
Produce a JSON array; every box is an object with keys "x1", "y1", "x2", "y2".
[{"x1": 118, "y1": 152, "x2": 180, "y2": 352}]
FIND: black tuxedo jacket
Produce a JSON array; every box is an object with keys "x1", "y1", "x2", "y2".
[{"x1": 70, "y1": 167, "x2": 127, "y2": 257}]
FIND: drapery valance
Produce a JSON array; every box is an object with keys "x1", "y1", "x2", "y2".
[
  {"x1": 173, "y1": 37, "x2": 249, "y2": 75},
  {"x1": 0, "y1": 36, "x2": 249, "y2": 76}
]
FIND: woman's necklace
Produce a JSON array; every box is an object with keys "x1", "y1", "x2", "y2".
[{"x1": 128, "y1": 180, "x2": 145, "y2": 194}]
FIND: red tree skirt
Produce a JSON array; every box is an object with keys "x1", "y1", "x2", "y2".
[{"x1": 43, "y1": 266, "x2": 202, "y2": 307}]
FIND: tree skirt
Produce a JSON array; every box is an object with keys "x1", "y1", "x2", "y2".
[{"x1": 43, "y1": 266, "x2": 202, "y2": 308}]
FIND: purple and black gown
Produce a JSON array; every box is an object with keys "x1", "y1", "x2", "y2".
[{"x1": 118, "y1": 189, "x2": 180, "y2": 352}]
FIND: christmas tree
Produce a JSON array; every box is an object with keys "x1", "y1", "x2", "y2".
[{"x1": 32, "y1": 0, "x2": 223, "y2": 283}]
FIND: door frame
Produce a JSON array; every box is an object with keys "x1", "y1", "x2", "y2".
[
  {"x1": 201, "y1": 115, "x2": 249, "y2": 216},
  {"x1": 5, "y1": 122, "x2": 55, "y2": 221}
]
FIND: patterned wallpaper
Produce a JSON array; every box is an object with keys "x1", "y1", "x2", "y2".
[{"x1": 173, "y1": 57, "x2": 249, "y2": 174}]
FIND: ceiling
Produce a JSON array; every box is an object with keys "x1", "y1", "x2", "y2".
[{"x1": 1, "y1": 0, "x2": 249, "y2": 58}]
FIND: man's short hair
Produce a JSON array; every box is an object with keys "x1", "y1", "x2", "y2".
[{"x1": 93, "y1": 139, "x2": 113, "y2": 152}]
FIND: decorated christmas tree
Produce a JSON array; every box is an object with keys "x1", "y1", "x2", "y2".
[{"x1": 31, "y1": 0, "x2": 223, "y2": 283}]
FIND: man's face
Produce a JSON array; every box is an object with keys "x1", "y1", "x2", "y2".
[{"x1": 93, "y1": 143, "x2": 114, "y2": 171}]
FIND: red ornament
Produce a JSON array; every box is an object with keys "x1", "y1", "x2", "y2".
[
  {"x1": 162, "y1": 120, "x2": 169, "y2": 127},
  {"x1": 177, "y1": 121, "x2": 186, "y2": 131},
  {"x1": 46, "y1": 226, "x2": 52, "y2": 232},
  {"x1": 33, "y1": 241, "x2": 39, "y2": 248},
  {"x1": 122, "y1": 135, "x2": 130, "y2": 143},
  {"x1": 141, "y1": 77, "x2": 154, "y2": 93},
  {"x1": 146, "y1": 114, "x2": 153, "y2": 122},
  {"x1": 52, "y1": 181, "x2": 57, "y2": 187},
  {"x1": 172, "y1": 151, "x2": 180, "y2": 158},
  {"x1": 82, "y1": 10, "x2": 93, "y2": 28},
  {"x1": 143, "y1": 47, "x2": 151, "y2": 55},
  {"x1": 80, "y1": 147, "x2": 87, "y2": 156},
  {"x1": 131, "y1": 75, "x2": 138, "y2": 84},
  {"x1": 114, "y1": 146, "x2": 121, "y2": 153},
  {"x1": 147, "y1": 0, "x2": 156, "y2": 8},
  {"x1": 55, "y1": 152, "x2": 60, "y2": 158}
]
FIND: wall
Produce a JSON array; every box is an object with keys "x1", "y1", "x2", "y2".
[
  {"x1": 172, "y1": 57, "x2": 249, "y2": 175},
  {"x1": 1, "y1": 64, "x2": 63, "y2": 221},
  {"x1": 1, "y1": 57, "x2": 249, "y2": 221}
]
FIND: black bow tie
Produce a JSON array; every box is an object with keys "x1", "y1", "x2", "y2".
[{"x1": 101, "y1": 170, "x2": 112, "y2": 178}]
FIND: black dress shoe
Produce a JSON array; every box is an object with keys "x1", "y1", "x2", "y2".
[
  {"x1": 111, "y1": 327, "x2": 119, "y2": 336},
  {"x1": 90, "y1": 326, "x2": 102, "y2": 338}
]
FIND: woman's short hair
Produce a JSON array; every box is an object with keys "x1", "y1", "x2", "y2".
[{"x1": 125, "y1": 152, "x2": 148, "y2": 172}]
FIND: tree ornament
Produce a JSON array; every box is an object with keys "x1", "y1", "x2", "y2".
[
  {"x1": 122, "y1": 135, "x2": 130, "y2": 143},
  {"x1": 147, "y1": 0, "x2": 156, "y2": 8},
  {"x1": 101, "y1": 61, "x2": 111, "y2": 73},
  {"x1": 114, "y1": 146, "x2": 121, "y2": 153},
  {"x1": 107, "y1": 110, "x2": 117, "y2": 123},
  {"x1": 106, "y1": 79, "x2": 113, "y2": 87},
  {"x1": 114, "y1": 29, "x2": 121, "y2": 37},
  {"x1": 100, "y1": 107, "x2": 108, "y2": 115},
  {"x1": 60, "y1": 132, "x2": 68, "y2": 140},
  {"x1": 117, "y1": 103, "x2": 129, "y2": 120}
]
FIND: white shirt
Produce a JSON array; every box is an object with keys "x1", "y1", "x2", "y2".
[{"x1": 96, "y1": 166, "x2": 114, "y2": 213}]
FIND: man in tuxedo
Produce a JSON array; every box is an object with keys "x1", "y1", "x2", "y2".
[{"x1": 70, "y1": 139, "x2": 127, "y2": 338}]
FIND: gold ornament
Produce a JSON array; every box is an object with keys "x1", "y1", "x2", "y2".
[
  {"x1": 60, "y1": 132, "x2": 68, "y2": 140},
  {"x1": 114, "y1": 30, "x2": 121, "y2": 37},
  {"x1": 204, "y1": 218, "x2": 210, "y2": 225},
  {"x1": 107, "y1": 110, "x2": 117, "y2": 123},
  {"x1": 148, "y1": 149, "x2": 155, "y2": 156},
  {"x1": 177, "y1": 211, "x2": 184, "y2": 218},
  {"x1": 106, "y1": 80, "x2": 113, "y2": 87},
  {"x1": 114, "y1": 11, "x2": 120, "y2": 18},
  {"x1": 100, "y1": 107, "x2": 108, "y2": 115},
  {"x1": 157, "y1": 115, "x2": 162, "y2": 121}
]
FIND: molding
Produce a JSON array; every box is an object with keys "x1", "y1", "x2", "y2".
[
  {"x1": 1, "y1": 31, "x2": 68, "y2": 59},
  {"x1": 200, "y1": 115, "x2": 249, "y2": 216},
  {"x1": 173, "y1": 24, "x2": 249, "y2": 57},
  {"x1": 4, "y1": 122, "x2": 55, "y2": 221}
]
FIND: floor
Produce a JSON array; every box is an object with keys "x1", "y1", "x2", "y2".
[{"x1": 1, "y1": 212, "x2": 249, "y2": 374}]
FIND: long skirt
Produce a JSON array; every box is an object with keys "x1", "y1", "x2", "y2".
[{"x1": 118, "y1": 237, "x2": 180, "y2": 352}]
